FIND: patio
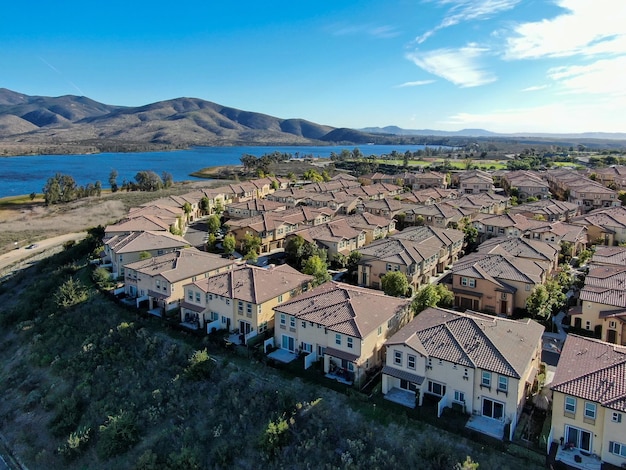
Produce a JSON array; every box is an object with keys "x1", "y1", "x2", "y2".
[
  {"x1": 554, "y1": 445, "x2": 601, "y2": 470},
  {"x1": 465, "y1": 414, "x2": 505, "y2": 440},
  {"x1": 384, "y1": 387, "x2": 416, "y2": 408},
  {"x1": 267, "y1": 348, "x2": 298, "y2": 364},
  {"x1": 325, "y1": 370, "x2": 353, "y2": 385}
]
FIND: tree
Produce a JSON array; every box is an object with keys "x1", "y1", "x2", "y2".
[
  {"x1": 381, "y1": 271, "x2": 409, "y2": 297},
  {"x1": 526, "y1": 285, "x2": 554, "y2": 320},
  {"x1": 206, "y1": 233, "x2": 217, "y2": 252},
  {"x1": 199, "y1": 196, "x2": 210, "y2": 214},
  {"x1": 412, "y1": 284, "x2": 453, "y2": 314},
  {"x1": 214, "y1": 199, "x2": 224, "y2": 215},
  {"x1": 206, "y1": 215, "x2": 221, "y2": 235},
  {"x1": 302, "y1": 255, "x2": 331, "y2": 286},
  {"x1": 285, "y1": 235, "x2": 305, "y2": 266},
  {"x1": 241, "y1": 233, "x2": 262, "y2": 259},
  {"x1": 109, "y1": 169, "x2": 119, "y2": 193},
  {"x1": 462, "y1": 223, "x2": 478, "y2": 249},
  {"x1": 29, "y1": 192, "x2": 37, "y2": 201},
  {"x1": 161, "y1": 171, "x2": 173, "y2": 188},
  {"x1": 55, "y1": 278, "x2": 88, "y2": 308},
  {"x1": 222, "y1": 234, "x2": 236, "y2": 255},
  {"x1": 182, "y1": 202, "x2": 192, "y2": 220},
  {"x1": 134, "y1": 171, "x2": 163, "y2": 191},
  {"x1": 43, "y1": 173, "x2": 78, "y2": 205}
]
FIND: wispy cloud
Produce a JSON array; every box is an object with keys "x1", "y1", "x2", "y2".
[
  {"x1": 406, "y1": 45, "x2": 496, "y2": 87},
  {"x1": 396, "y1": 80, "x2": 436, "y2": 88},
  {"x1": 444, "y1": 97, "x2": 626, "y2": 133},
  {"x1": 38, "y1": 56, "x2": 85, "y2": 96},
  {"x1": 521, "y1": 85, "x2": 548, "y2": 92},
  {"x1": 504, "y1": 0, "x2": 626, "y2": 59},
  {"x1": 331, "y1": 23, "x2": 400, "y2": 38},
  {"x1": 548, "y1": 56, "x2": 626, "y2": 96},
  {"x1": 416, "y1": 0, "x2": 520, "y2": 43}
]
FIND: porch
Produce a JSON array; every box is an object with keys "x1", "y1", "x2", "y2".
[
  {"x1": 384, "y1": 387, "x2": 416, "y2": 408},
  {"x1": 465, "y1": 414, "x2": 505, "y2": 440},
  {"x1": 554, "y1": 445, "x2": 601, "y2": 470},
  {"x1": 267, "y1": 348, "x2": 298, "y2": 364}
]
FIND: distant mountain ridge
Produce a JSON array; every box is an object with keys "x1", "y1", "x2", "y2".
[{"x1": 360, "y1": 125, "x2": 626, "y2": 141}]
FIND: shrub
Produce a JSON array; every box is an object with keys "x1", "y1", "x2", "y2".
[
  {"x1": 57, "y1": 426, "x2": 92, "y2": 461},
  {"x1": 96, "y1": 410, "x2": 140, "y2": 459},
  {"x1": 184, "y1": 349, "x2": 215, "y2": 381},
  {"x1": 49, "y1": 395, "x2": 84, "y2": 437},
  {"x1": 54, "y1": 277, "x2": 88, "y2": 309}
]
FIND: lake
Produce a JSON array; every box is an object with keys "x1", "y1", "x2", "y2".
[{"x1": 0, "y1": 144, "x2": 433, "y2": 199}]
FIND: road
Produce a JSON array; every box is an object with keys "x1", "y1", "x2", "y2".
[{"x1": 0, "y1": 231, "x2": 86, "y2": 279}]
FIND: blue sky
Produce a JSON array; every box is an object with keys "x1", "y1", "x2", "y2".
[{"x1": 2, "y1": 0, "x2": 624, "y2": 134}]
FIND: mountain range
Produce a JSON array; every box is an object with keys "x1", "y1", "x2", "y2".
[{"x1": 0, "y1": 88, "x2": 625, "y2": 154}]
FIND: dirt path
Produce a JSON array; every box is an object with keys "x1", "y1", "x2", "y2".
[{"x1": 0, "y1": 232, "x2": 86, "y2": 279}]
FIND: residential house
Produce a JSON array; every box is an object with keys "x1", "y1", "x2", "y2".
[
  {"x1": 570, "y1": 206, "x2": 626, "y2": 246},
  {"x1": 571, "y1": 264, "x2": 626, "y2": 344},
  {"x1": 226, "y1": 199, "x2": 287, "y2": 219},
  {"x1": 390, "y1": 225, "x2": 464, "y2": 273},
  {"x1": 453, "y1": 170, "x2": 494, "y2": 194},
  {"x1": 123, "y1": 248, "x2": 236, "y2": 313},
  {"x1": 591, "y1": 246, "x2": 626, "y2": 267},
  {"x1": 549, "y1": 335, "x2": 626, "y2": 469},
  {"x1": 226, "y1": 212, "x2": 301, "y2": 254},
  {"x1": 104, "y1": 231, "x2": 189, "y2": 278},
  {"x1": 401, "y1": 187, "x2": 458, "y2": 205},
  {"x1": 447, "y1": 252, "x2": 548, "y2": 316},
  {"x1": 104, "y1": 215, "x2": 173, "y2": 237},
  {"x1": 508, "y1": 199, "x2": 580, "y2": 222},
  {"x1": 472, "y1": 213, "x2": 532, "y2": 241},
  {"x1": 476, "y1": 236, "x2": 560, "y2": 275},
  {"x1": 360, "y1": 198, "x2": 405, "y2": 218},
  {"x1": 272, "y1": 281, "x2": 412, "y2": 385},
  {"x1": 341, "y1": 212, "x2": 396, "y2": 244},
  {"x1": 403, "y1": 202, "x2": 472, "y2": 229},
  {"x1": 501, "y1": 170, "x2": 550, "y2": 200},
  {"x1": 410, "y1": 171, "x2": 448, "y2": 189},
  {"x1": 593, "y1": 165, "x2": 626, "y2": 190},
  {"x1": 290, "y1": 218, "x2": 366, "y2": 257},
  {"x1": 180, "y1": 264, "x2": 313, "y2": 339},
  {"x1": 357, "y1": 238, "x2": 440, "y2": 292},
  {"x1": 448, "y1": 192, "x2": 510, "y2": 215},
  {"x1": 524, "y1": 220, "x2": 588, "y2": 256},
  {"x1": 382, "y1": 307, "x2": 544, "y2": 440}
]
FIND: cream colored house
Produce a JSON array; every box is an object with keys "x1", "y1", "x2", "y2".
[
  {"x1": 180, "y1": 264, "x2": 313, "y2": 341},
  {"x1": 272, "y1": 282, "x2": 412, "y2": 386},
  {"x1": 571, "y1": 264, "x2": 626, "y2": 344},
  {"x1": 550, "y1": 335, "x2": 626, "y2": 469},
  {"x1": 103, "y1": 231, "x2": 190, "y2": 278},
  {"x1": 123, "y1": 248, "x2": 237, "y2": 314},
  {"x1": 382, "y1": 307, "x2": 543, "y2": 440}
]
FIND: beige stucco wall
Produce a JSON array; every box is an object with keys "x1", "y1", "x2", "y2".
[{"x1": 551, "y1": 391, "x2": 605, "y2": 456}]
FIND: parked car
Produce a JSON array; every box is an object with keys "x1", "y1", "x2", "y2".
[{"x1": 26, "y1": 244, "x2": 39, "y2": 249}]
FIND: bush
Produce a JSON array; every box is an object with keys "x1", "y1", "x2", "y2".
[
  {"x1": 57, "y1": 426, "x2": 92, "y2": 461},
  {"x1": 184, "y1": 349, "x2": 215, "y2": 381},
  {"x1": 49, "y1": 395, "x2": 84, "y2": 437},
  {"x1": 96, "y1": 410, "x2": 140, "y2": 459}
]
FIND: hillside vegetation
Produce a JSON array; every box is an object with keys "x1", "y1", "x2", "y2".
[{"x1": 0, "y1": 238, "x2": 540, "y2": 469}]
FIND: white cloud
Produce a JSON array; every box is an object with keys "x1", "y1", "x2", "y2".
[
  {"x1": 444, "y1": 97, "x2": 626, "y2": 133},
  {"x1": 521, "y1": 85, "x2": 548, "y2": 92},
  {"x1": 396, "y1": 80, "x2": 436, "y2": 87},
  {"x1": 504, "y1": 0, "x2": 626, "y2": 59},
  {"x1": 548, "y1": 56, "x2": 626, "y2": 96},
  {"x1": 406, "y1": 45, "x2": 496, "y2": 87},
  {"x1": 331, "y1": 23, "x2": 400, "y2": 38},
  {"x1": 416, "y1": 0, "x2": 520, "y2": 43}
]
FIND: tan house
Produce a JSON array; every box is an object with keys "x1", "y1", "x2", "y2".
[
  {"x1": 272, "y1": 281, "x2": 412, "y2": 386},
  {"x1": 123, "y1": 248, "x2": 237, "y2": 313},
  {"x1": 403, "y1": 202, "x2": 472, "y2": 229},
  {"x1": 570, "y1": 206, "x2": 626, "y2": 246},
  {"x1": 341, "y1": 212, "x2": 396, "y2": 244},
  {"x1": 401, "y1": 187, "x2": 458, "y2": 204},
  {"x1": 357, "y1": 238, "x2": 440, "y2": 292},
  {"x1": 501, "y1": 170, "x2": 550, "y2": 200},
  {"x1": 290, "y1": 218, "x2": 366, "y2": 257},
  {"x1": 180, "y1": 264, "x2": 313, "y2": 340},
  {"x1": 508, "y1": 199, "x2": 580, "y2": 222},
  {"x1": 476, "y1": 236, "x2": 560, "y2": 275},
  {"x1": 226, "y1": 199, "x2": 287, "y2": 219},
  {"x1": 448, "y1": 252, "x2": 548, "y2": 316},
  {"x1": 410, "y1": 171, "x2": 447, "y2": 190},
  {"x1": 390, "y1": 225, "x2": 464, "y2": 273},
  {"x1": 382, "y1": 307, "x2": 543, "y2": 440},
  {"x1": 571, "y1": 264, "x2": 626, "y2": 344},
  {"x1": 549, "y1": 335, "x2": 626, "y2": 469},
  {"x1": 455, "y1": 171, "x2": 494, "y2": 194},
  {"x1": 104, "y1": 231, "x2": 190, "y2": 278},
  {"x1": 104, "y1": 215, "x2": 173, "y2": 237}
]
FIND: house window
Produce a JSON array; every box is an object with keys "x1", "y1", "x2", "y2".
[
  {"x1": 609, "y1": 442, "x2": 626, "y2": 457},
  {"x1": 195, "y1": 292, "x2": 201, "y2": 302},
  {"x1": 278, "y1": 294, "x2": 283, "y2": 302},
  {"x1": 565, "y1": 396, "x2": 577, "y2": 414},
  {"x1": 481, "y1": 371, "x2": 491, "y2": 388},
  {"x1": 407, "y1": 354, "x2": 416, "y2": 370},
  {"x1": 238, "y1": 301, "x2": 243, "y2": 312},
  {"x1": 461, "y1": 277, "x2": 475, "y2": 288},
  {"x1": 566, "y1": 425, "x2": 592, "y2": 452},
  {"x1": 335, "y1": 334, "x2": 342, "y2": 346},
  {"x1": 454, "y1": 390, "x2": 465, "y2": 403},
  {"x1": 247, "y1": 303, "x2": 252, "y2": 315},
  {"x1": 301, "y1": 321, "x2": 306, "y2": 328},
  {"x1": 347, "y1": 337, "x2": 353, "y2": 349},
  {"x1": 280, "y1": 314, "x2": 286, "y2": 326},
  {"x1": 187, "y1": 290, "x2": 193, "y2": 301},
  {"x1": 394, "y1": 350, "x2": 402, "y2": 365},
  {"x1": 613, "y1": 412, "x2": 622, "y2": 423},
  {"x1": 290, "y1": 316, "x2": 296, "y2": 328},
  {"x1": 584, "y1": 402, "x2": 596, "y2": 420},
  {"x1": 498, "y1": 376, "x2": 508, "y2": 392},
  {"x1": 377, "y1": 326, "x2": 382, "y2": 336},
  {"x1": 427, "y1": 381, "x2": 445, "y2": 397}
]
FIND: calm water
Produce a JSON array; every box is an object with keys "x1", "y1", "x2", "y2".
[{"x1": 0, "y1": 145, "x2": 431, "y2": 199}]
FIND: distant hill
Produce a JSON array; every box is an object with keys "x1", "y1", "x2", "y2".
[
  {"x1": 361, "y1": 125, "x2": 626, "y2": 141},
  {"x1": 0, "y1": 89, "x2": 339, "y2": 150}
]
